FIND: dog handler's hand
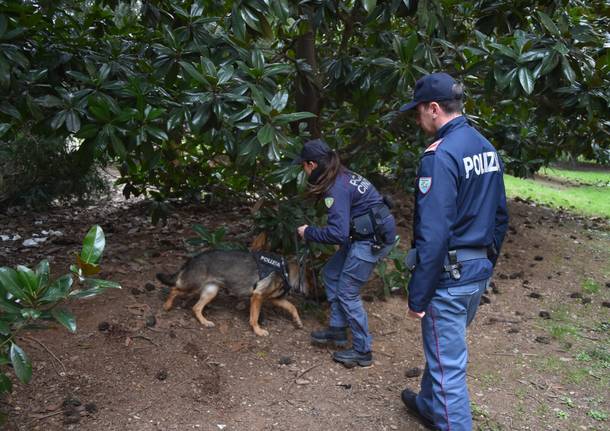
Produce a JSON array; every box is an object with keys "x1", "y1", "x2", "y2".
[
  {"x1": 297, "y1": 225, "x2": 308, "y2": 239},
  {"x1": 408, "y1": 308, "x2": 425, "y2": 319}
]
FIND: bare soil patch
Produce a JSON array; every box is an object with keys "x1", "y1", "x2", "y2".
[{"x1": 0, "y1": 191, "x2": 608, "y2": 431}]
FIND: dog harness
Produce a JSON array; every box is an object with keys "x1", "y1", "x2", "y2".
[{"x1": 252, "y1": 252, "x2": 291, "y2": 296}]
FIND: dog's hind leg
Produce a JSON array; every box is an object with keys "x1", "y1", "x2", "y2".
[
  {"x1": 192, "y1": 283, "x2": 220, "y2": 328},
  {"x1": 270, "y1": 298, "x2": 303, "y2": 329}
]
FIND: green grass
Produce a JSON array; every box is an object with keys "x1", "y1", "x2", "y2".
[
  {"x1": 582, "y1": 279, "x2": 601, "y2": 294},
  {"x1": 504, "y1": 174, "x2": 610, "y2": 218},
  {"x1": 541, "y1": 167, "x2": 610, "y2": 187}
]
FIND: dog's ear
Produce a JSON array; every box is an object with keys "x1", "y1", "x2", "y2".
[{"x1": 250, "y1": 231, "x2": 268, "y2": 251}]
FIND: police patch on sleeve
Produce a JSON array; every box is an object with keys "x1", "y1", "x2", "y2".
[
  {"x1": 324, "y1": 197, "x2": 334, "y2": 208},
  {"x1": 418, "y1": 177, "x2": 432, "y2": 194}
]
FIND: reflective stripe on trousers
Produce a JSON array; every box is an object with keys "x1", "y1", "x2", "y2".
[{"x1": 416, "y1": 278, "x2": 488, "y2": 431}]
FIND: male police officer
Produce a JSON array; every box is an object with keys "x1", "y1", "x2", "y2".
[{"x1": 399, "y1": 73, "x2": 508, "y2": 430}]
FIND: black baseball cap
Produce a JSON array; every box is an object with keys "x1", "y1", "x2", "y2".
[
  {"x1": 293, "y1": 139, "x2": 332, "y2": 164},
  {"x1": 399, "y1": 72, "x2": 459, "y2": 112}
]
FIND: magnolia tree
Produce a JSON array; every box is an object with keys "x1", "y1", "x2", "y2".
[{"x1": 0, "y1": 0, "x2": 608, "y2": 209}]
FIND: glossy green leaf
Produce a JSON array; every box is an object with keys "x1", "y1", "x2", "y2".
[
  {"x1": 40, "y1": 274, "x2": 73, "y2": 302},
  {"x1": 537, "y1": 11, "x2": 560, "y2": 36},
  {"x1": 50, "y1": 110, "x2": 66, "y2": 129},
  {"x1": 251, "y1": 49, "x2": 265, "y2": 71},
  {"x1": 561, "y1": 57, "x2": 576, "y2": 83},
  {"x1": 0, "y1": 268, "x2": 26, "y2": 299},
  {"x1": 69, "y1": 279, "x2": 121, "y2": 299},
  {"x1": 80, "y1": 225, "x2": 105, "y2": 265},
  {"x1": 250, "y1": 86, "x2": 270, "y2": 115},
  {"x1": 10, "y1": 343, "x2": 31, "y2": 383},
  {"x1": 362, "y1": 0, "x2": 377, "y2": 13},
  {"x1": 0, "y1": 321, "x2": 10, "y2": 335},
  {"x1": 257, "y1": 123, "x2": 275, "y2": 145},
  {"x1": 0, "y1": 103, "x2": 21, "y2": 120},
  {"x1": 270, "y1": 91, "x2": 288, "y2": 112},
  {"x1": 0, "y1": 123, "x2": 10, "y2": 138},
  {"x1": 518, "y1": 67, "x2": 535, "y2": 95},
  {"x1": 403, "y1": 33, "x2": 418, "y2": 63},
  {"x1": 15, "y1": 266, "x2": 38, "y2": 296},
  {"x1": 272, "y1": 112, "x2": 316, "y2": 125},
  {"x1": 65, "y1": 110, "x2": 81, "y2": 132},
  {"x1": 241, "y1": 7, "x2": 262, "y2": 33},
  {"x1": 179, "y1": 61, "x2": 208, "y2": 84},
  {"x1": 36, "y1": 95, "x2": 63, "y2": 108},
  {"x1": 217, "y1": 65, "x2": 234, "y2": 85},
  {"x1": 0, "y1": 372, "x2": 12, "y2": 393},
  {"x1": 0, "y1": 294, "x2": 20, "y2": 315},
  {"x1": 231, "y1": 7, "x2": 246, "y2": 41},
  {"x1": 51, "y1": 308, "x2": 76, "y2": 333}
]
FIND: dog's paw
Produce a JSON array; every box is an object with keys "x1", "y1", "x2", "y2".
[
  {"x1": 294, "y1": 320, "x2": 304, "y2": 329},
  {"x1": 254, "y1": 328, "x2": 269, "y2": 337},
  {"x1": 200, "y1": 320, "x2": 215, "y2": 328}
]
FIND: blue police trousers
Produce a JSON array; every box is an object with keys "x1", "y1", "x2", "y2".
[
  {"x1": 416, "y1": 278, "x2": 488, "y2": 431},
  {"x1": 322, "y1": 240, "x2": 392, "y2": 353}
]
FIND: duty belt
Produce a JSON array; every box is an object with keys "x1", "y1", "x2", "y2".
[
  {"x1": 443, "y1": 248, "x2": 488, "y2": 280},
  {"x1": 349, "y1": 203, "x2": 393, "y2": 252},
  {"x1": 405, "y1": 247, "x2": 488, "y2": 280}
]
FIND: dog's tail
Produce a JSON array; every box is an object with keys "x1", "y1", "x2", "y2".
[{"x1": 156, "y1": 271, "x2": 178, "y2": 286}]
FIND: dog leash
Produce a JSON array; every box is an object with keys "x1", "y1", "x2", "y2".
[{"x1": 294, "y1": 232, "x2": 320, "y2": 305}]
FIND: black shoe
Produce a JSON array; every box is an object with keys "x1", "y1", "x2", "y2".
[
  {"x1": 401, "y1": 389, "x2": 438, "y2": 430},
  {"x1": 332, "y1": 349, "x2": 373, "y2": 368},
  {"x1": 310, "y1": 326, "x2": 348, "y2": 347}
]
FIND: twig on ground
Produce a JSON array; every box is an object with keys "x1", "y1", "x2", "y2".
[
  {"x1": 286, "y1": 363, "x2": 322, "y2": 395},
  {"x1": 129, "y1": 403, "x2": 153, "y2": 416},
  {"x1": 30, "y1": 409, "x2": 65, "y2": 420},
  {"x1": 579, "y1": 334, "x2": 601, "y2": 341},
  {"x1": 295, "y1": 363, "x2": 321, "y2": 381},
  {"x1": 379, "y1": 330, "x2": 397, "y2": 337},
  {"x1": 527, "y1": 393, "x2": 543, "y2": 405},
  {"x1": 488, "y1": 352, "x2": 538, "y2": 357},
  {"x1": 373, "y1": 349, "x2": 393, "y2": 358},
  {"x1": 132, "y1": 335, "x2": 159, "y2": 347},
  {"x1": 21, "y1": 336, "x2": 66, "y2": 375}
]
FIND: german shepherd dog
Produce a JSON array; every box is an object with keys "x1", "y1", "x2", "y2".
[{"x1": 156, "y1": 249, "x2": 308, "y2": 336}]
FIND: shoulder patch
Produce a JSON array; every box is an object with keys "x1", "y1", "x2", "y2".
[
  {"x1": 324, "y1": 197, "x2": 334, "y2": 208},
  {"x1": 425, "y1": 139, "x2": 443, "y2": 153},
  {"x1": 418, "y1": 177, "x2": 432, "y2": 194}
]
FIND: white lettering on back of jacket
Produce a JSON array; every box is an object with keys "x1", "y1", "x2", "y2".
[{"x1": 463, "y1": 151, "x2": 499, "y2": 179}]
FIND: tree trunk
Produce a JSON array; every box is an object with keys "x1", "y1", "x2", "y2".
[{"x1": 294, "y1": 31, "x2": 321, "y2": 139}]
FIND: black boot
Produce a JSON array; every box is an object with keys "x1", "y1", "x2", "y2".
[
  {"x1": 310, "y1": 326, "x2": 348, "y2": 347},
  {"x1": 332, "y1": 348, "x2": 373, "y2": 368},
  {"x1": 400, "y1": 389, "x2": 438, "y2": 430}
]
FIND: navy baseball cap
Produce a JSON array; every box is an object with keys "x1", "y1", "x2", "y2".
[
  {"x1": 293, "y1": 139, "x2": 332, "y2": 164},
  {"x1": 399, "y1": 72, "x2": 459, "y2": 112}
]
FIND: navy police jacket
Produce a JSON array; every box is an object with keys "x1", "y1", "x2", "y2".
[
  {"x1": 408, "y1": 116, "x2": 509, "y2": 312},
  {"x1": 304, "y1": 170, "x2": 392, "y2": 245}
]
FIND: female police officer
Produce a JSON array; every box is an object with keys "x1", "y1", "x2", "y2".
[{"x1": 295, "y1": 138, "x2": 396, "y2": 368}]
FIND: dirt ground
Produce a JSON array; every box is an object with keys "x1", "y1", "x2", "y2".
[{"x1": 0, "y1": 188, "x2": 608, "y2": 431}]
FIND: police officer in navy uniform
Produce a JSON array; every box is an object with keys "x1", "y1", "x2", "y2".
[
  {"x1": 399, "y1": 73, "x2": 509, "y2": 430},
  {"x1": 295, "y1": 139, "x2": 396, "y2": 368}
]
